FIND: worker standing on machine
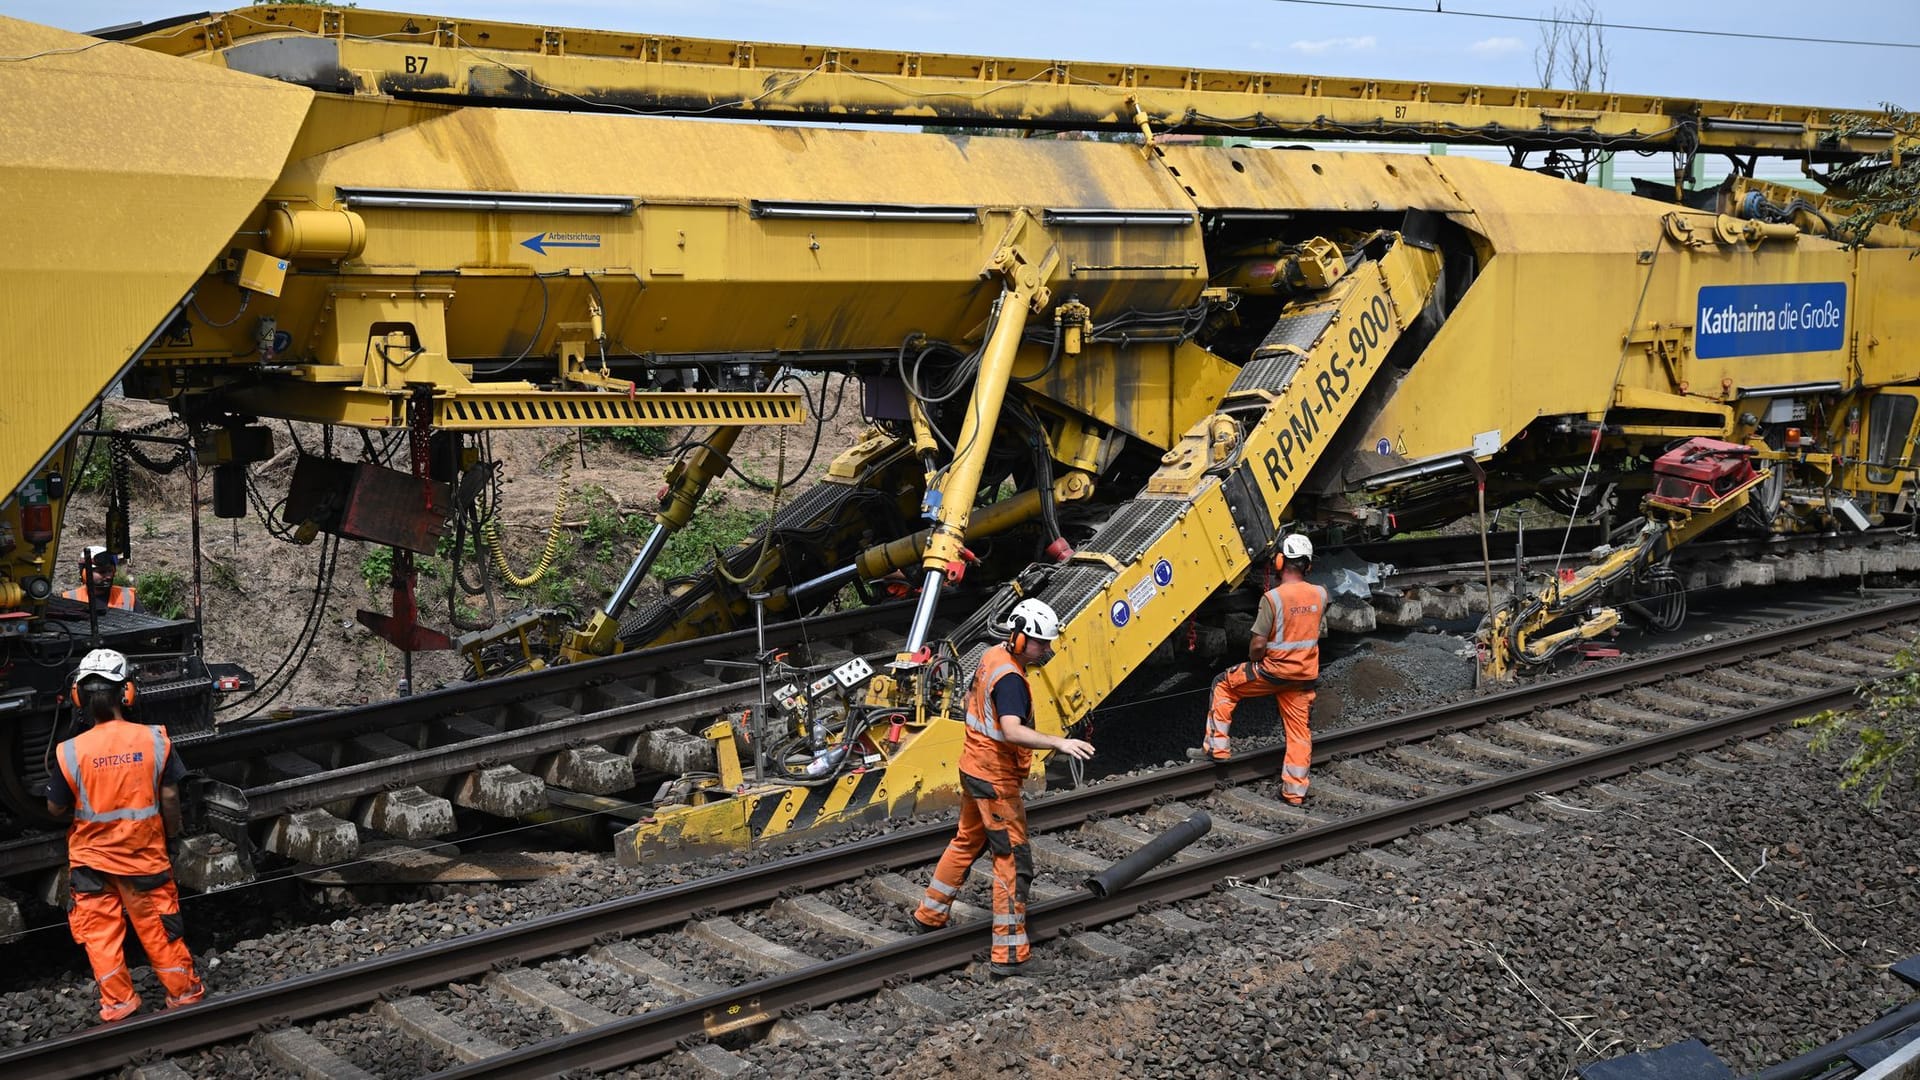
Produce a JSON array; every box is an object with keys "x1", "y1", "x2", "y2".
[
  {"x1": 44, "y1": 648, "x2": 206, "y2": 1023},
  {"x1": 63, "y1": 545, "x2": 140, "y2": 613},
  {"x1": 912, "y1": 598, "x2": 1095, "y2": 975},
  {"x1": 1193, "y1": 534, "x2": 1325, "y2": 805}
]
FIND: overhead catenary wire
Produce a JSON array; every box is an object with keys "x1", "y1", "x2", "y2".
[{"x1": 1263, "y1": 0, "x2": 1920, "y2": 50}]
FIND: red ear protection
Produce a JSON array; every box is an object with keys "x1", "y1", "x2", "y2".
[
  {"x1": 70, "y1": 680, "x2": 136, "y2": 709},
  {"x1": 1011, "y1": 631, "x2": 1029, "y2": 652}
]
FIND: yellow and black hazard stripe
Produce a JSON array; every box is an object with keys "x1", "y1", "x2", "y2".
[{"x1": 745, "y1": 765, "x2": 896, "y2": 839}]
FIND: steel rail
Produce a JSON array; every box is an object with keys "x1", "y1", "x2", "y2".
[
  {"x1": 0, "y1": 603, "x2": 913, "y2": 876},
  {"x1": 430, "y1": 679, "x2": 1868, "y2": 1077},
  {"x1": 1366, "y1": 527, "x2": 1918, "y2": 588},
  {"x1": 218, "y1": 590, "x2": 1920, "y2": 835},
  {"x1": 3, "y1": 598, "x2": 1907, "y2": 1079},
  {"x1": 186, "y1": 601, "x2": 913, "y2": 765}
]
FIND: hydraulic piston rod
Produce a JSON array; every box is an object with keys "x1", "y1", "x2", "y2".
[
  {"x1": 564, "y1": 426, "x2": 742, "y2": 660},
  {"x1": 906, "y1": 248, "x2": 1054, "y2": 651}
]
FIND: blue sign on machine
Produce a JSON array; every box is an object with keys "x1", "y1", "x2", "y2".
[{"x1": 1695, "y1": 282, "x2": 1847, "y2": 359}]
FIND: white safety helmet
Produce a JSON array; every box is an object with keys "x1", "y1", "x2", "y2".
[
  {"x1": 81, "y1": 544, "x2": 114, "y2": 571},
  {"x1": 75, "y1": 647, "x2": 130, "y2": 687},
  {"x1": 1280, "y1": 534, "x2": 1315, "y2": 562},
  {"x1": 1006, "y1": 598, "x2": 1062, "y2": 642}
]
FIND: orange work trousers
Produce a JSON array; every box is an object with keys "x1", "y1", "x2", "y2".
[
  {"x1": 913, "y1": 771, "x2": 1032, "y2": 965},
  {"x1": 1205, "y1": 661, "x2": 1314, "y2": 802},
  {"x1": 68, "y1": 869, "x2": 203, "y2": 1021}
]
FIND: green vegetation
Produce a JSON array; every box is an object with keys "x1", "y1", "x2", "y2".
[
  {"x1": 576, "y1": 484, "x2": 648, "y2": 560},
  {"x1": 204, "y1": 556, "x2": 241, "y2": 593},
  {"x1": 1828, "y1": 104, "x2": 1917, "y2": 245},
  {"x1": 360, "y1": 546, "x2": 393, "y2": 595},
  {"x1": 584, "y1": 426, "x2": 669, "y2": 457},
  {"x1": 1801, "y1": 634, "x2": 1920, "y2": 807},
  {"x1": 134, "y1": 568, "x2": 187, "y2": 619},
  {"x1": 71, "y1": 413, "x2": 118, "y2": 495},
  {"x1": 653, "y1": 506, "x2": 771, "y2": 580}
]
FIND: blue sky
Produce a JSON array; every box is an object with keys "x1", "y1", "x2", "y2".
[{"x1": 8, "y1": 0, "x2": 1916, "y2": 109}]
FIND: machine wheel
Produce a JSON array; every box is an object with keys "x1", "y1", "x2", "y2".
[{"x1": 1538, "y1": 467, "x2": 1617, "y2": 520}]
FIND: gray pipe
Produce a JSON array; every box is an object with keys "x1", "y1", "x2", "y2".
[
  {"x1": 789, "y1": 562, "x2": 860, "y2": 603},
  {"x1": 1745, "y1": 998, "x2": 1920, "y2": 1080},
  {"x1": 1084, "y1": 812, "x2": 1213, "y2": 899},
  {"x1": 903, "y1": 569, "x2": 944, "y2": 653},
  {"x1": 605, "y1": 522, "x2": 671, "y2": 619}
]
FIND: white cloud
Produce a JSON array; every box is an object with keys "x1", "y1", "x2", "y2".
[
  {"x1": 1288, "y1": 35, "x2": 1377, "y2": 55},
  {"x1": 1469, "y1": 36, "x2": 1526, "y2": 55}
]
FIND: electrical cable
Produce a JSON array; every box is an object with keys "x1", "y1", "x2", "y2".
[
  {"x1": 1550, "y1": 237, "x2": 1662, "y2": 579},
  {"x1": 188, "y1": 292, "x2": 250, "y2": 329},
  {"x1": 470, "y1": 271, "x2": 563, "y2": 376},
  {"x1": 1260, "y1": 0, "x2": 1920, "y2": 50}
]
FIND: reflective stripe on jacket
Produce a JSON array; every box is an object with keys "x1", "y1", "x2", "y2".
[
  {"x1": 57, "y1": 720, "x2": 172, "y2": 877},
  {"x1": 1258, "y1": 579, "x2": 1328, "y2": 681},
  {"x1": 957, "y1": 644, "x2": 1032, "y2": 783},
  {"x1": 64, "y1": 585, "x2": 137, "y2": 610}
]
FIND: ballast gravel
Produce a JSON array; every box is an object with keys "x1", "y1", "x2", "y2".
[{"x1": 1, "y1": 601, "x2": 1916, "y2": 1076}]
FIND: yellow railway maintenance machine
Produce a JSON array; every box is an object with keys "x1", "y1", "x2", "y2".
[{"x1": 0, "y1": 6, "x2": 1913, "y2": 857}]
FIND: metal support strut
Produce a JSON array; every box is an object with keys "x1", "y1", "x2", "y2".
[{"x1": 906, "y1": 236, "x2": 1057, "y2": 652}]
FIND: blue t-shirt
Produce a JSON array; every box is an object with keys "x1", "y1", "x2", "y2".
[{"x1": 990, "y1": 671, "x2": 1031, "y2": 724}]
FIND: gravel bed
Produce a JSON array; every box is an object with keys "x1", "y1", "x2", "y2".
[
  {"x1": 169, "y1": 1042, "x2": 271, "y2": 1078},
  {"x1": 701, "y1": 731, "x2": 1919, "y2": 1079},
  {"x1": 425, "y1": 977, "x2": 563, "y2": 1048},
  {"x1": 541, "y1": 954, "x2": 652, "y2": 1018},
  {"x1": 6, "y1": 590, "x2": 1915, "y2": 1075},
  {"x1": 735, "y1": 907, "x2": 864, "y2": 962},
  {"x1": 310, "y1": 1011, "x2": 450, "y2": 1076}
]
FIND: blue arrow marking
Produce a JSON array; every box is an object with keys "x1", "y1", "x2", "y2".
[{"x1": 521, "y1": 232, "x2": 603, "y2": 255}]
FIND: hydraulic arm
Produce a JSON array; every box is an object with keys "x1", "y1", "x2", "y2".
[
  {"x1": 906, "y1": 231, "x2": 1060, "y2": 652},
  {"x1": 621, "y1": 232, "x2": 1443, "y2": 855},
  {"x1": 1479, "y1": 439, "x2": 1772, "y2": 681}
]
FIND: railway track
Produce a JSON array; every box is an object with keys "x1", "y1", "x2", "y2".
[
  {"x1": 7, "y1": 525, "x2": 1915, "y2": 905},
  {"x1": 1340, "y1": 527, "x2": 1920, "y2": 630},
  {"x1": 8, "y1": 596, "x2": 1912, "y2": 1080},
  {"x1": 0, "y1": 599, "x2": 937, "y2": 892}
]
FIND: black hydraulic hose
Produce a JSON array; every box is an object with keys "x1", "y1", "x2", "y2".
[
  {"x1": 1084, "y1": 812, "x2": 1212, "y2": 898},
  {"x1": 1744, "y1": 998, "x2": 1920, "y2": 1080}
]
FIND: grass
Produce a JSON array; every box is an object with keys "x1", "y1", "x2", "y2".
[
  {"x1": 360, "y1": 546, "x2": 393, "y2": 595},
  {"x1": 71, "y1": 412, "x2": 118, "y2": 495},
  {"x1": 653, "y1": 506, "x2": 771, "y2": 580},
  {"x1": 584, "y1": 426, "x2": 669, "y2": 457},
  {"x1": 134, "y1": 568, "x2": 187, "y2": 619}
]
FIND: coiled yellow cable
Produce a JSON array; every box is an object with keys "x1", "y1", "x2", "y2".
[{"x1": 479, "y1": 441, "x2": 572, "y2": 588}]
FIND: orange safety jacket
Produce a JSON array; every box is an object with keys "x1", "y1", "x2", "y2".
[
  {"x1": 957, "y1": 644, "x2": 1032, "y2": 783},
  {"x1": 64, "y1": 585, "x2": 137, "y2": 611},
  {"x1": 1257, "y1": 579, "x2": 1328, "y2": 682},
  {"x1": 56, "y1": 719, "x2": 173, "y2": 877}
]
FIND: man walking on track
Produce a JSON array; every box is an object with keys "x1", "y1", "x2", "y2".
[
  {"x1": 46, "y1": 648, "x2": 206, "y2": 1022},
  {"x1": 912, "y1": 598, "x2": 1095, "y2": 975},
  {"x1": 1192, "y1": 534, "x2": 1326, "y2": 805}
]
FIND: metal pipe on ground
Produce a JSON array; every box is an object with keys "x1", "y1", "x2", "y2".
[
  {"x1": 1084, "y1": 812, "x2": 1212, "y2": 898},
  {"x1": 1744, "y1": 998, "x2": 1920, "y2": 1080}
]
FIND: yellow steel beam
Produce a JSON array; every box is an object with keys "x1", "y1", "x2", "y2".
[
  {"x1": 132, "y1": 5, "x2": 1893, "y2": 159},
  {"x1": 212, "y1": 386, "x2": 807, "y2": 429}
]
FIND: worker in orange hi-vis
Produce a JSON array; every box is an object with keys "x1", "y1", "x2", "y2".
[
  {"x1": 1191, "y1": 534, "x2": 1326, "y2": 804},
  {"x1": 911, "y1": 598, "x2": 1095, "y2": 976},
  {"x1": 45, "y1": 648, "x2": 206, "y2": 1023},
  {"x1": 63, "y1": 546, "x2": 139, "y2": 612}
]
